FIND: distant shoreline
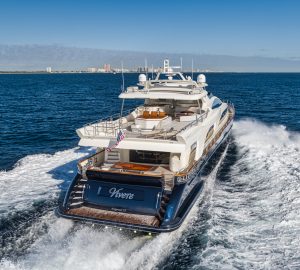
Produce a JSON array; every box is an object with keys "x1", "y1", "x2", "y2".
[
  {"x1": 0, "y1": 71, "x2": 136, "y2": 74},
  {"x1": 1, "y1": 71, "x2": 300, "y2": 74}
]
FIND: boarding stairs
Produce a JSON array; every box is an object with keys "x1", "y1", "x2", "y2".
[
  {"x1": 102, "y1": 149, "x2": 121, "y2": 169},
  {"x1": 156, "y1": 191, "x2": 171, "y2": 222},
  {"x1": 67, "y1": 177, "x2": 87, "y2": 209}
]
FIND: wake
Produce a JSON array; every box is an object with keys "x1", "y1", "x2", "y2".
[
  {"x1": 0, "y1": 139, "x2": 228, "y2": 270},
  {"x1": 0, "y1": 148, "x2": 92, "y2": 216},
  {"x1": 3, "y1": 119, "x2": 297, "y2": 269},
  {"x1": 192, "y1": 119, "x2": 300, "y2": 269}
]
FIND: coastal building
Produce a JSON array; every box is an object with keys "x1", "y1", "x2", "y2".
[
  {"x1": 137, "y1": 66, "x2": 148, "y2": 73},
  {"x1": 87, "y1": 67, "x2": 97, "y2": 73},
  {"x1": 104, "y1": 64, "x2": 111, "y2": 72}
]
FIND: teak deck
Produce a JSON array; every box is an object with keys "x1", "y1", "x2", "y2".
[
  {"x1": 66, "y1": 206, "x2": 160, "y2": 227},
  {"x1": 112, "y1": 162, "x2": 154, "y2": 171}
]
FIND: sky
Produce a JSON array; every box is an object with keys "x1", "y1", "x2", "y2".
[{"x1": 0, "y1": 0, "x2": 300, "y2": 59}]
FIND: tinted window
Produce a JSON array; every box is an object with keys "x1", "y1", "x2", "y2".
[
  {"x1": 220, "y1": 108, "x2": 228, "y2": 119},
  {"x1": 205, "y1": 125, "x2": 214, "y2": 141},
  {"x1": 130, "y1": 150, "x2": 170, "y2": 164},
  {"x1": 212, "y1": 98, "x2": 222, "y2": 109}
]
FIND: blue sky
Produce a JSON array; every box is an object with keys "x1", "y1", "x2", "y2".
[{"x1": 1, "y1": 0, "x2": 300, "y2": 58}]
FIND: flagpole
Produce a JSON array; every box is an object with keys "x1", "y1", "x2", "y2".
[{"x1": 119, "y1": 61, "x2": 125, "y2": 131}]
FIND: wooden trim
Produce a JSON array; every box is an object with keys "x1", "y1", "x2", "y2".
[
  {"x1": 66, "y1": 206, "x2": 160, "y2": 227},
  {"x1": 88, "y1": 166, "x2": 163, "y2": 178}
]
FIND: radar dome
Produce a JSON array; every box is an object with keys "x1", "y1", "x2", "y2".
[
  {"x1": 197, "y1": 74, "x2": 206, "y2": 84},
  {"x1": 138, "y1": 74, "x2": 147, "y2": 84}
]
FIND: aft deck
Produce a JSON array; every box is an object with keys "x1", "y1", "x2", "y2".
[{"x1": 84, "y1": 161, "x2": 175, "y2": 191}]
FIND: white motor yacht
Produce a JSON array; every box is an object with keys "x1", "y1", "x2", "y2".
[{"x1": 57, "y1": 59, "x2": 235, "y2": 233}]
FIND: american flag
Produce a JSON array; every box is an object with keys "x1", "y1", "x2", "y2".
[
  {"x1": 106, "y1": 129, "x2": 126, "y2": 152},
  {"x1": 116, "y1": 129, "x2": 125, "y2": 143}
]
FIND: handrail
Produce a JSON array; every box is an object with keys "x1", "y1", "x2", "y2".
[
  {"x1": 82, "y1": 110, "x2": 209, "y2": 140},
  {"x1": 83, "y1": 108, "x2": 135, "y2": 127},
  {"x1": 82, "y1": 108, "x2": 138, "y2": 137},
  {"x1": 176, "y1": 111, "x2": 208, "y2": 136}
]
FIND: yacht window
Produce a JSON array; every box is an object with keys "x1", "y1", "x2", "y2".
[
  {"x1": 145, "y1": 99, "x2": 172, "y2": 106},
  {"x1": 205, "y1": 125, "x2": 214, "y2": 142},
  {"x1": 130, "y1": 150, "x2": 170, "y2": 165},
  {"x1": 155, "y1": 74, "x2": 183, "y2": 81},
  {"x1": 220, "y1": 108, "x2": 228, "y2": 120},
  {"x1": 208, "y1": 92, "x2": 214, "y2": 98},
  {"x1": 176, "y1": 100, "x2": 198, "y2": 105},
  {"x1": 212, "y1": 98, "x2": 222, "y2": 109}
]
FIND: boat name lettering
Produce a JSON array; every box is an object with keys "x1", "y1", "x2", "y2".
[
  {"x1": 109, "y1": 187, "x2": 135, "y2": 200},
  {"x1": 177, "y1": 163, "x2": 199, "y2": 183}
]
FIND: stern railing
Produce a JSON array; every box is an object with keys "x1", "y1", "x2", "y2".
[{"x1": 82, "y1": 108, "x2": 135, "y2": 137}]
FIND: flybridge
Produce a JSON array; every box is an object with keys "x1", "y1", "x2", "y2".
[{"x1": 119, "y1": 59, "x2": 208, "y2": 100}]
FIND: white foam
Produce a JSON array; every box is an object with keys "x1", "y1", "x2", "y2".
[
  {"x1": 124, "y1": 206, "x2": 200, "y2": 270},
  {"x1": 193, "y1": 119, "x2": 300, "y2": 269},
  {"x1": 0, "y1": 189, "x2": 202, "y2": 270},
  {"x1": 0, "y1": 147, "x2": 91, "y2": 215},
  {"x1": 0, "y1": 145, "x2": 228, "y2": 270},
  {"x1": 123, "y1": 146, "x2": 228, "y2": 270},
  {"x1": 6, "y1": 119, "x2": 298, "y2": 269}
]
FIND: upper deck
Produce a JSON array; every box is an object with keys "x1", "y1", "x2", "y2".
[
  {"x1": 76, "y1": 105, "x2": 208, "y2": 153},
  {"x1": 77, "y1": 106, "x2": 208, "y2": 139},
  {"x1": 76, "y1": 59, "x2": 219, "y2": 153}
]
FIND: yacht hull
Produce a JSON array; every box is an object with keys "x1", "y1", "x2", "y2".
[{"x1": 56, "y1": 117, "x2": 233, "y2": 233}]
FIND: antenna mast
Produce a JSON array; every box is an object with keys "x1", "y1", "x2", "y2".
[
  {"x1": 151, "y1": 64, "x2": 154, "y2": 80},
  {"x1": 180, "y1": 57, "x2": 183, "y2": 72},
  {"x1": 191, "y1": 59, "x2": 194, "y2": 80},
  {"x1": 120, "y1": 61, "x2": 125, "y2": 120},
  {"x1": 145, "y1": 58, "x2": 148, "y2": 80},
  {"x1": 121, "y1": 61, "x2": 125, "y2": 92}
]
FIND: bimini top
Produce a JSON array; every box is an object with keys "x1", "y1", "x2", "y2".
[{"x1": 119, "y1": 59, "x2": 208, "y2": 100}]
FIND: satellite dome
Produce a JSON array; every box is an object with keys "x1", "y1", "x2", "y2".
[
  {"x1": 138, "y1": 74, "x2": 147, "y2": 84},
  {"x1": 197, "y1": 74, "x2": 206, "y2": 83}
]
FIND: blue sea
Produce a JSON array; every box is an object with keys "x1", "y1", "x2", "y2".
[{"x1": 0, "y1": 73, "x2": 299, "y2": 269}]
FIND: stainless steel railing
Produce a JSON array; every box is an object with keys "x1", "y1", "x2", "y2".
[
  {"x1": 81, "y1": 109, "x2": 209, "y2": 140},
  {"x1": 176, "y1": 111, "x2": 208, "y2": 135},
  {"x1": 82, "y1": 108, "x2": 135, "y2": 137}
]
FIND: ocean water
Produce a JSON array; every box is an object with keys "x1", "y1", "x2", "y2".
[{"x1": 0, "y1": 73, "x2": 299, "y2": 269}]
